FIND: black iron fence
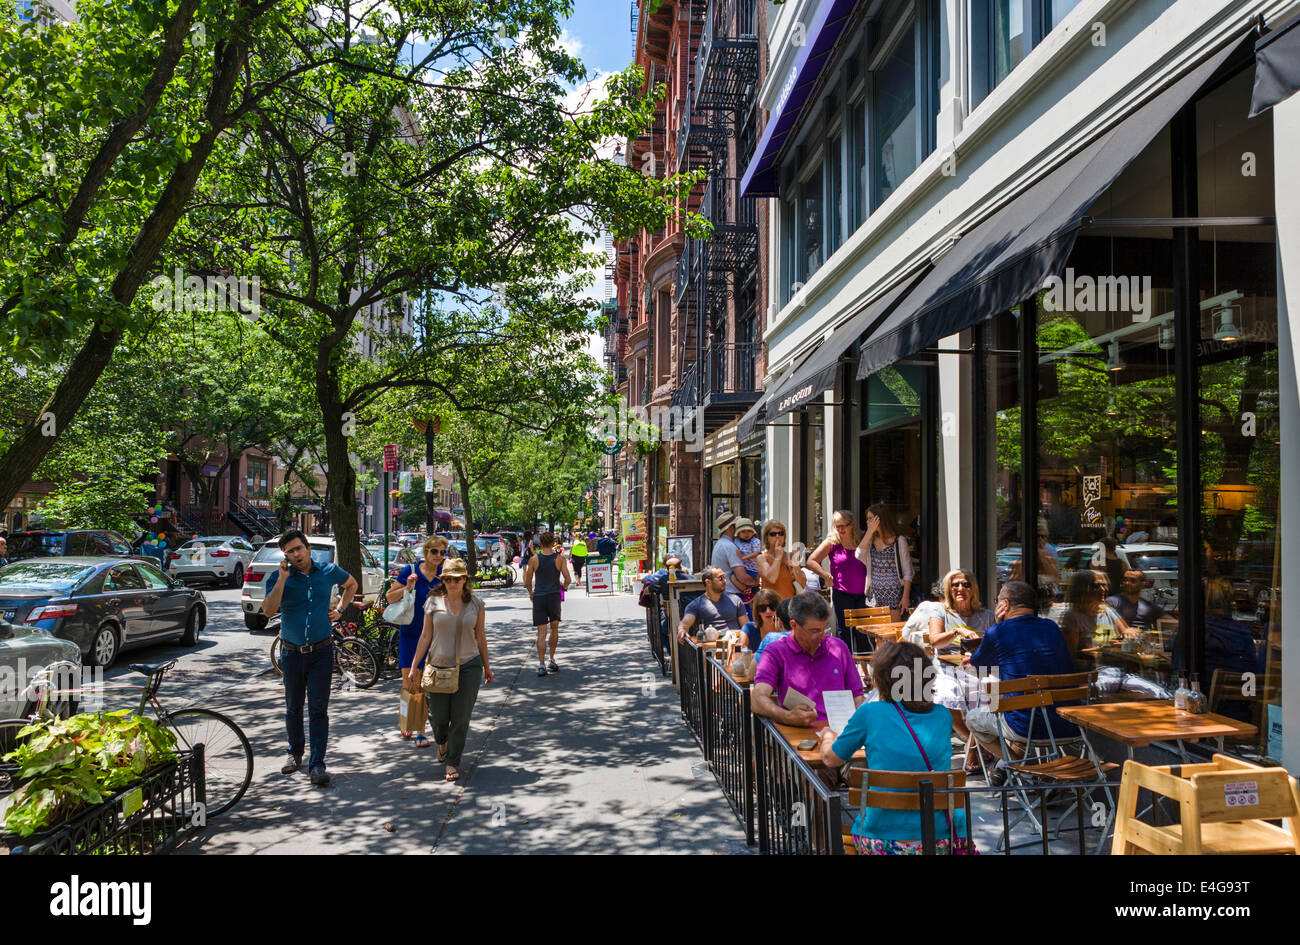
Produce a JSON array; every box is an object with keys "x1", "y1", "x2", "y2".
[
  {"x1": 754, "y1": 717, "x2": 844, "y2": 854},
  {"x1": 7, "y1": 747, "x2": 206, "y2": 855},
  {"x1": 645, "y1": 595, "x2": 668, "y2": 677},
  {"x1": 678, "y1": 637, "x2": 710, "y2": 758},
  {"x1": 703, "y1": 652, "x2": 755, "y2": 845}
]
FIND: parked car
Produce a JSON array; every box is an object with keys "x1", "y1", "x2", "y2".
[
  {"x1": 1053, "y1": 541, "x2": 1180, "y2": 609},
  {"x1": 167, "y1": 535, "x2": 256, "y2": 588},
  {"x1": 239, "y1": 536, "x2": 385, "y2": 631},
  {"x1": 4, "y1": 529, "x2": 133, "y2": 562},
  {"x1": 0, "y1": 557, "x2": 206, "y2": 668},
  {"x1": 0, "y1": 617, "x2": 82, "y2": 718},
  {"x1": 364, "y1": 543, "x2": 416, "y2": 579},
  {"x1": 396, "y1": 532, "x2": 424, "y2": 547}
]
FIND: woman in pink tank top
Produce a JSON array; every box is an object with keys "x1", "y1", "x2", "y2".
[{"x1": 808, "y1": 511, "x2": 869, "y2": 650}]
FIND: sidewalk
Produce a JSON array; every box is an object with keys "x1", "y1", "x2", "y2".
[{"x1": 179, "y1": 585, "x2": 750, "y2": 854}]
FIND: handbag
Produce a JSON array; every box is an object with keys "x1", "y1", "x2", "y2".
[
  {"x1": 892, "y1": 702, "x2": 978, "y2": 855},
  {"x1": 421, "y1": 598, "x2": 475, "y2": 695},
  {"x1": 383, "y1": 585, "x2": 416, "y2": 625}
]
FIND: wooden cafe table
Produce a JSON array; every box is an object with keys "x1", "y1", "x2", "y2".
[
  {"x1": 775, "y1": 722, "x2": 864, "y2": 767},
  {"x1": 1055, "y1": 701, "x2": 1257, "y2": 763}
]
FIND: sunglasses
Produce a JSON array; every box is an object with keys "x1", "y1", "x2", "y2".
[
  {"x1": 951, "y1": 581, "x2": 972, "y2": 589},
  {"x1": 427, "y1": 550, "x2": 445, "y2": 556},
  {"x1": 769, "y1": 530, "x2": 785, "y2": 536},
  {"x1": 757, "y1": 604, "x2": 775, "y2": 613},
  {"x1": 442, "y1": 576, "x2": 466, "y2": 582}
]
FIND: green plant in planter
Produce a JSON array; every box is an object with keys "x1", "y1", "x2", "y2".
[{"x1": 2, "y1": 711, "x2": 178, "y2": 837}]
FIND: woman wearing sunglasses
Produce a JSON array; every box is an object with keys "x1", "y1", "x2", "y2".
[
  {"x1": 386, "y1": 535, "x2": 447, "y2": 746},
  {"x1": 407, "y1": 557, "x2": 493, "y2": 781},
  {"x1": 757, "y1": 520, "x2": 806, "y2": 601}
]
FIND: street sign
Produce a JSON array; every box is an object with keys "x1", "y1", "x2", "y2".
[
  {"x1": 383, "y1": 444, "x2": 399, "y2": 472},
  {"x1": 425, "y1": 464, "x2": 435, "y2": 492}
]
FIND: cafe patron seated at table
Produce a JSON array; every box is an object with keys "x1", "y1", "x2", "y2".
[
  {"x1": 676, "y1": 566, "x2": 755, "y2": 649},
  {"x1": 752, "y1": 591, "x2": 864, "y2": 727}
]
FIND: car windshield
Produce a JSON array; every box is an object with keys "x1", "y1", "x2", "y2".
[
  {"x1": 252, "y1": 544, "x2": 334, "y2": 566},
  {"x1": 0, "y1": 561, "x2": 96, "y2": 589},
  {"x1": 1128, "y1": 553, "x2": 1178, "y2": 571}
]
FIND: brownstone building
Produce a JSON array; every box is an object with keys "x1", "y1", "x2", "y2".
[{"x1": 608, "y1": 0, "x2": 770, "y2": 568}]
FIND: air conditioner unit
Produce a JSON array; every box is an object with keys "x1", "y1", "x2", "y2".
[{"x1": 653, "y1": 504, "x2": 670, "y2": 518}]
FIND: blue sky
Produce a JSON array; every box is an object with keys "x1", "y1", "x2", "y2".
[{"x1": 562, "y1": 0, "x2": 637, "y2": 80}]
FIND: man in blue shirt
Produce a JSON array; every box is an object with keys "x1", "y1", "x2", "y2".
[
  {"x1": 965, "y1": 580, "x2": 1078, "y2": 746},
  {"x1": 263, "y1": 529, "x2": 358, "y2": 786},
  {"x1": 596, "y1": 531, "x2": 619, "y2": 562}
]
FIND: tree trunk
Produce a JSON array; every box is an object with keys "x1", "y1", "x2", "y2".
[
  {"x1": 318, "y1": 366, "x2": 362, "y2": 586},
  {"x1": 455, "y1": 459, "x2": 477, "y2": 579}
]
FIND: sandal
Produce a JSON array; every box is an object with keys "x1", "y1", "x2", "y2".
[
  {"x1": 399, "y1": 731, "x2": 413, "y2": 740},
  {"x1": 437, "y1": 742, "x2": 448, "y2": 762},
  {"x1": 445, "y1": 765, "x2": 459, "y2": 782},
  {"x1": 413, "y1": 734, "x2": 430, "y2": 748}
]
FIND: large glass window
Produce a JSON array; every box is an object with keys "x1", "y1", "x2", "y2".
[
  {"x1": 872, "y1": 20, "x2": 918, "y2": 210},
  {"x1": 804, "y1": 411, "x2": 826, "y2": 547},
  {"x1": 991, "y1": 0, "x2": 1029, "y2": 88},
  {"x1": 850, "y1": 99, "x2": 867, "y2": 229},
  {"x1": 988, "y1": 310, "x2": 1023, "y2": 600},
  {"x1": 827, "y1": 130, "x2": 844, "y2": 254}
]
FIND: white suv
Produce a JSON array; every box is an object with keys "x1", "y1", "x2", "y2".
[
  {"x1": 168, "y1": 536, "x2": 255, "y2": 588},
  {"x1": 240, "y1": 537, "x2": 385, "y2": 631}
]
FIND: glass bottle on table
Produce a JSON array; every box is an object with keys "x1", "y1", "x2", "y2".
[
  {"x1": 1186, "y1": 673, "x2": 1207, "y2": 715},
  {"x1": 1174, "y1": 676, "x2": 1189, "y2": 711}
]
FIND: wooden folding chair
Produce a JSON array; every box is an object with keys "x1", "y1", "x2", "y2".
[
  {"x1": 842, "y1": 766, "x2": 968, "y2": 854},
  {"x1": 843, "y1": 607, "x2": 894, "y2": 657},
  {"x1": 1113, "y1": 755, "x2": 1300, "y2": 854}
]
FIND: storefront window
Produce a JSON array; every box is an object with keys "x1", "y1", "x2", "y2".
[
  {"x1": 741, "y1": 455, "x2": 764, "y2": 524},
  {"x1": 862, "y1": 363, "x2": 922, "y2": 428},
  {"x1": 805, "y1": 411, "x2": 826, "y2": 546},
  {"x1": 1035, "y1": 230, "x2": 1178, "y2": 666},
  {"x1": 801, "y1": 163, "x2": 824, "y2": 280},
  {"x1": 991, "y1": 0, "x2": 1028, "y2": 91},
  {"x1": 988, "y1": 310, "x2": 1023, "y2": 599}
]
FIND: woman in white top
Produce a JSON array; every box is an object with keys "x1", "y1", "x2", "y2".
[
  {"x1": 853, "y1": 504, "x2": 915, "y2": 614},
  {"x1": 407, "y1": 557, "x2": 493, "y2": 782},
  {"x1": 903, "y1": 569, "x2": 996, "y2": 766}
]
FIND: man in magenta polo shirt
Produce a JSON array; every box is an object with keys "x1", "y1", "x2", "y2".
[{"x1": 752, "y1": 590, "x2": 864, "y2": 727}]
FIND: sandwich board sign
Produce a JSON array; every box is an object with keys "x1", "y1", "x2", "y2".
[{"x1": 586, "y1": 561, "x2": 615, "y2": 596}]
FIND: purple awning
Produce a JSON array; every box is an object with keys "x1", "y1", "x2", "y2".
[{"x1": 739, "y1": 0, "x2": 865, "y2": 199}]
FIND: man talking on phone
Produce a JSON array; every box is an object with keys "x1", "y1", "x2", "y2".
[{"x1": 263, "y1": 529, "x2": 358, "y2": 787}]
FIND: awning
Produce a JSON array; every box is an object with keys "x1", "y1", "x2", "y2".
[
  {"x1": 736, "y1": 395, "x2": 767, "y2": 443},
  {"x1": 702, "y1": 419, "x2": 740, "y2": 467},
  {"x1": 767, "y1": 267, "x2": 929, "y2": 422},
  {"x1": 739, "y1": 0, "x2": 865, "y2": 198},
  {"x1": 856, "y1": 34, "x2": 1247, "y2": 381},
  {"x1": 1251, "y1": 16, "x2": 1300, "y2": 116}
]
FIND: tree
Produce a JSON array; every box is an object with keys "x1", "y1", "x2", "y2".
[
  {"x1": 0, "y1": 0, "x2": 307, "y2": 511},
  {"x1": 169, "y1": 2, "x2": 700, "y2": 581}
]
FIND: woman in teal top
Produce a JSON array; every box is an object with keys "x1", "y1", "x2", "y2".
[{"x1": 820, "y1": 640, "x2": 975, "y2": 854}]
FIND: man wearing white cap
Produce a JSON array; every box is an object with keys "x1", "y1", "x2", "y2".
[{"x1": 710, "y1": 511, "x2": 756, "y2": 597}]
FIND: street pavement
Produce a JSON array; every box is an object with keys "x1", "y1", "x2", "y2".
[{"x1": 92, "y1": 580, "x2": 751, "y2": 854}]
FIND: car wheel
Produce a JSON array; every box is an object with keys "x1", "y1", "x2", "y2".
[
  {"x1": 87, "y1": 625, "x2": 119, "y2": 668},
  {"x1": 180, "y1": 607, "x2": 203, "y2": 646},
  {"x1": 228, "y1": 563, "x2": 244, "y2": 589},
  {"x1": 245, "y1": 612, "x2": 268, "y2": 632}
]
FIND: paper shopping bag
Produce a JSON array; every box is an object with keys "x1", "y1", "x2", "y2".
[{"x1": 399, "y1": 688, "x2": 428, "y2": 734}]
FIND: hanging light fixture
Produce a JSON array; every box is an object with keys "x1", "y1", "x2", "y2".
[
  {"x1": 1212, "y1": 302, "x2": 1241, "y2": 342},
  {"x1": 1106, "y1": 340, "x2": 1124, "y2": 372}
]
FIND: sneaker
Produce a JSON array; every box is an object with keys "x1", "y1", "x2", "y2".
[
  {"x1": 309, "y1": 764, "x2": 331, "y2": 787},
  {"x1": 547, "y1": 659, "x2": 559, "y2": 673},
  {"x1": 281, "y1": 753, "x2": 302, "y2": 774},
  {"x1": 537, "y1": 663, "x2": 549, "y2": 676}
]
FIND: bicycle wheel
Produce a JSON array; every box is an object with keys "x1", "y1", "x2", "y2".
[
  {"x1": 166, "y1": 708, "x2": 254, "y2": 818},
  {"x1": 270, "y1": 636, "x2": 282, "y2": 675},
  {"x1": 334, "y1": 637, "x2": 380, "y2": 689}
]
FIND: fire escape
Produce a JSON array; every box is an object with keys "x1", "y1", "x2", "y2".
[{"x1": 671, "y1": 0, "x2": 760, "y2": 434}]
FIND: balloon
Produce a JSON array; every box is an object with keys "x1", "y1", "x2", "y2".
[
  {"x1": 159, "y1": 540, "x2": 167, "y2": 549},
  {"x1": 150, "y1": 516, "x2": 158, "y2": 523}
]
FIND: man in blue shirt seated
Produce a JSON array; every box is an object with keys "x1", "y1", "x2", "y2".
[
  {"x1": 964, "y1": 580, "x2": 1078, "y2": 748},
  {"x1": 263, "y1": 529, "x2": 358, "y2": 787},
  {"x1": 639, "y1": 555, "x2": 686, "y2": 653}
]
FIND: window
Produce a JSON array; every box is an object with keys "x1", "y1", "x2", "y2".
[
  {"x1": 800, "y1": 162, "x2": 824, "y2": 280},
  {"x1": 975, "y1": 0, "x2": 1085, "y2": 106},
  {"x1": 135, "y1": 564, "x2": 171, "y2": 589},
  {"x1": 827, "y1": 130, "x2": 844, "y2": 253},
  {"x1": 872, "y1": 19, "x2": 918, "y2": 210},
  {"x1": 106, "y1": 565, "x2": 145, "y2": 591},
  {"x1": 849, "y1": 99, "x2": 868, "y2": 229}
]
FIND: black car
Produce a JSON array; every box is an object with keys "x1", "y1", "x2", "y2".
[
  {"x1": 0, "y1": 557, "x2": 206, "y2": 668},
  {"x1": 5, "y1": 529, "x2": 134, "y2": 561}
]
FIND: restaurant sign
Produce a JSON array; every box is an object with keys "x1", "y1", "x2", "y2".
[
  {"x1": 621, "y1": 512, "x2": 647, "y2": 562},
  {"x1": 585, "y1": 561, "x2": 615, "y2": 596}
]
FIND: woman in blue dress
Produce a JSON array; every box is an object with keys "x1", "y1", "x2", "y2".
[{"x1": 385, "y1": 535, "x2": 445, "y2": 746}]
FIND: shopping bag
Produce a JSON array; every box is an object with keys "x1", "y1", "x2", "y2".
[
  {"x1": 399, "y1": 688, "x2": 427, "y2": 734},
  {"x1": 383, "y1": 586, "x2": 416, "y2": 625}
]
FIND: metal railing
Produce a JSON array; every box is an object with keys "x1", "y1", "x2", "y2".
[
  {"x1": 645, "y1": 595, "x2": 668, "y2": 676},
  {"x1": 754, "y1": 717, "x2": 845, "y2": 854},
  {"x1": 695, "y1": 0, "x2": 760, "y2": 113},
  {"x1": 672, "y1": 356, "x2": 701, "y2": 410},
  {"x1": 913, "y1": 778, "x2": 1117, "y2": 855},
  {"x1": 701, "y1": 175, "x2": 758, "y2": 273},
  {"x1": 678, "y1": 637, "x2": 711, "y2": 758},
  {"x1": 703, "y1": 652, "x2": 755, "y2": 845},
  {"x1": 702, "y1": 341, "x2": 759, "y2": 398}
]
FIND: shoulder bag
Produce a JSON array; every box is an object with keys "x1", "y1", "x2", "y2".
[{"x1": 422, "y1": 598, "x2": 475, "y2": 694}]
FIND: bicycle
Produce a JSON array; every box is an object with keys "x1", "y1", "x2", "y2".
[
  {"x1": 4, "y1": 658, "x2": 253, "y2": 817},
  {"x1": 269, "y1": 626, "x2": 381, "y2": 689}
]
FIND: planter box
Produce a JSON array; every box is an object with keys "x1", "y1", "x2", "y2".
[{"x1": 2, "y1": 747, "x2": 206, "y2": 855}]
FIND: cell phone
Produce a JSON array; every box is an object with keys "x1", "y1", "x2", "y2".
[{"x1": 797, "y1": 739, "x2": 819, "y2": 751}]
